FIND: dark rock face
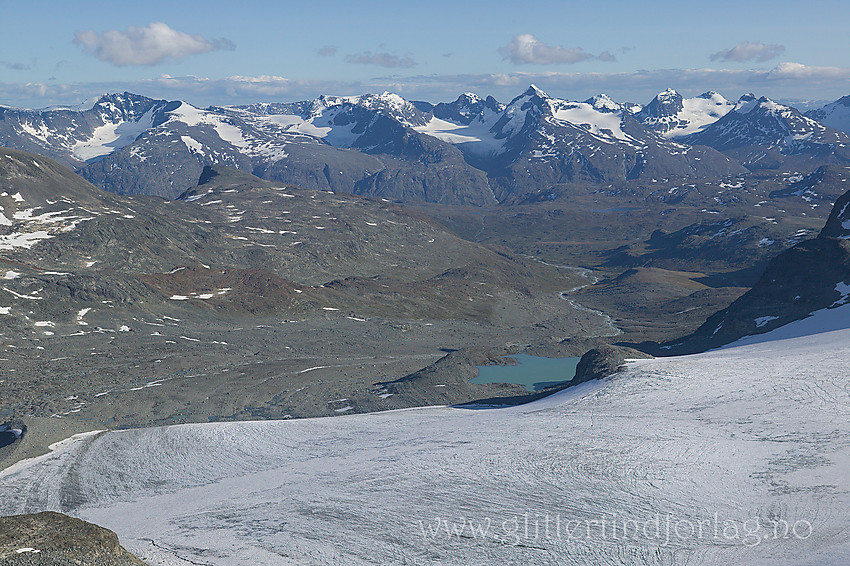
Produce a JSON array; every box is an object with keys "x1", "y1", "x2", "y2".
[
  {"x1": 428, "y1": 93, "x2": 504, "y2": 125},
  {"x1": 819, "y1": 188, "x2": 850, "y2": 239},
  {"x1": 572, "y1": 345, "x2": 652, "y2": 385},
  {"x1": 0, "y1": 511, "x2": 146, "y2": 565},
  {"x1": 637, "y1": 88, "x2": 684, "y2": 120},
  {"x1": 0, "y1": 422, "x2": 23, "y2": 450}
]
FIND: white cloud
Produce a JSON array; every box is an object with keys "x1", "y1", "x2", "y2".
[
  {"x1": 499, "y1": 34, "x2": 613, "y2": 65},
  {"x1": 765, "y1": 61, "x2": 850, "y2": 80},
  {"x1": 709, "y1": 41, "x2": 785, "y2": 63},
  {"x1": 345, "y1": 52, "x2": 417, "y2": 68},
  {"x1": 73, "y1": 22, "x2": 235, "y2": 66}
]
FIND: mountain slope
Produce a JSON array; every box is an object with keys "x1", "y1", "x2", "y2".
[
  {"x1": 0, "y1": 92, "x2": 172, "y2": 166},
  {"x1": 657, "y1": 184, "x2": 850, "y2": 353},
  {"x1": 1, "y1": 94, "x2": 496, "y2": 204},
  {"x1": 805, "y1": 94, "x2": 850, "y2": 134},
  {"x1": 13, "y1": 87, "x2": 848, "y2": 207},
  {"x1": 0, "y1": 148, "x2": 611, "y2": 428},
  {"x1": 0, "y1": 511, "x2": 145, "y2": 565}
]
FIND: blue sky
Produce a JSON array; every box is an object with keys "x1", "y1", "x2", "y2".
[{"x1": 2, "y1": 0, "x2": 849, "y2": 108}]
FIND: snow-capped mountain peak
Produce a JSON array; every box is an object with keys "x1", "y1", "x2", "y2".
[
  {"x1": 640, "y1": 89, "x2": 684, "y2": 118},
  {"x1": 508, "y1": 84, "x2": 550, "y2": 106},
  {"x1": 636, "y1": 90, "x2": 733, "y2": 138},
  {"x1": 583, "y1": 93, "x2": 622, "y2": 113},
  {"x1": 696, "y1": 90, "x2": 723, "y2": 101},
  {"x1": 733, "y1": 93, "x2": 759, "y2": 114},
  {"x1": 524, "y1": 83, "x2": 549, "y2": 98}
]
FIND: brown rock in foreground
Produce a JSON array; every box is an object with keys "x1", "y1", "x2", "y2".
[{"x1": 0, "y1": 511, "x2": 145, "y2": 566}]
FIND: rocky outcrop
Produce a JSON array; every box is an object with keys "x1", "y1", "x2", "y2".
[
  {"x1": 0, "y1": 511, "x2": 145, "y2": 565},
  {"x1": 572, "y1": 345, "x2": 653, "y2": 385}
]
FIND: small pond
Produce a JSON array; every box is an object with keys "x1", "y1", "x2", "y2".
[{"x1": 471, "y1": 354, "x2": 581, "y2": 392}]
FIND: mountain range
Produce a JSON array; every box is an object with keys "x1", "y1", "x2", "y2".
[{"x1": 2, "y1": 87, "x2": 848, "y2": 203}]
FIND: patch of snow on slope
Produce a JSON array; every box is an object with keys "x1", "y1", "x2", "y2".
[
  {"x1": 809, "y1": 100, "x2": 850, "y2": 133},
  {"x1": 0, "y1": 230, "x2": 53, "y2": 250},
  {"x1": 414, "y1": 109, "x2": 507, "y2": 155},
  {"x1": 549, "y1": 101, "x2": 634, "y2": 144},
  {"x1": 414, "y1": 117, "x2": 482, "y2": 144},
  {"x1": 301, "y1": 109, "x2": 362, "y2": 147},
  {"x1": 180, "y1": 136, "x2": 204, "y2": 155},
  {"x1": 169, "y1": 102, "x2": 249, "y2": 149},
  {"x1": 666, "y1": 93, "x2": 734, "y2": 138},
  {"x1": 832, "y1": 281, "x2": 850, "y2": 306},
  {"x1": 76, "y1": 308, "x2": 92, "y2": 325},
  {"x1": 18, "y1": 121, "x2": 53, "y2": 144},
  {"x1": 71, "y1": 108, "x2": 156, "y2": 162}
]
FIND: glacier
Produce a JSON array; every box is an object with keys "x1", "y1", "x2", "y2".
[{"x1": 1, "y1": 324, "x2": 849, "y2": 565}]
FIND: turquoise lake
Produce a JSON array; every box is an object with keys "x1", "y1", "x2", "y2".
[{"x1": 471, "y1": 354, "x2": 581, "y2": 391}]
